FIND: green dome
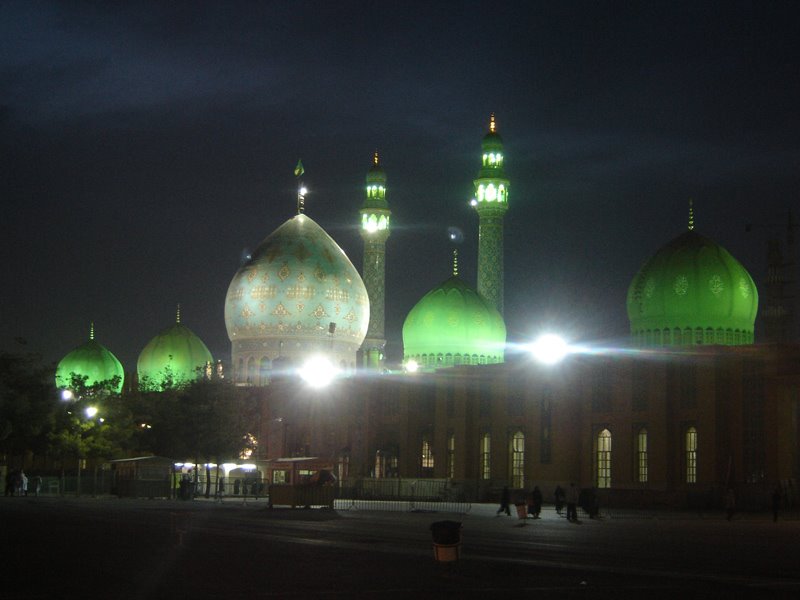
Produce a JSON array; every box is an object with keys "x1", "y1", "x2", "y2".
[
  {"x1": 627, "y1": 229, "x2": 758, "y2": 346},
  {"x1": 225, "y1": 213, "x2": 369, "y2": 380},
  {"x1": 56, "y1": 328, "x2": 124, "y2": 393},
  {"x1": 403, "y1": 275, "x2": 506, "y2": 369},
  {"x1": 137, "y1": 316, "x2": 213, "y2": 390}
]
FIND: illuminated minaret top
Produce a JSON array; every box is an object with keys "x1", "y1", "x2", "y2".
[
  {"x1": 359, "y1": 150, "x2": 391, "y2": 369},
  {"x1": 471, "y1": 113, "x2": 510, "y2": 314}
]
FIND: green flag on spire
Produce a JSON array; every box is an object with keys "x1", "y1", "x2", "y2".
[{"x1": 294, "y1": 159, "x2": 304, "y2": 177}]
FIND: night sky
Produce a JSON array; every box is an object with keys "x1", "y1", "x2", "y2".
[{"x1": 3, "y1": 1, "x2": 800, "y2": 371}]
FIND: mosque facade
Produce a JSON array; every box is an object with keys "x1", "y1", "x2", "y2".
[{"x1": 55, "y1": 116, "x2": 800, "y2": 507}]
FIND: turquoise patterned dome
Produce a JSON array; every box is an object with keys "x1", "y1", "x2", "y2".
[{"x1": 225, "y1": 214, "x2": 369, "y2": 383}]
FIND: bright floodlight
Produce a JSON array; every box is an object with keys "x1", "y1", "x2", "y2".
[
  {"x1": 85, "y1": 406, "x2": 98, "y2": 418},
  {"x1": 299, "y1": 186, "x2": 308, "y2": 196},
  {"x1": 530, "y1": 334, "x2": 569, "y2": 365},
  {"x1": 405, "y1": 360, "x2": 419, "y2": 373},
  {"x1": 299, "y1": 356, "x2": 339, "y2": 388},
  {"x1": 61, "y1": 389, "x2": 74, "y2": 401}
]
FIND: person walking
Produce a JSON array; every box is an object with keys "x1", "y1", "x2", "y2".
[
  {"x1": 566, "y1": 482, "x2": 579, "y2": 522},
  {"x1": 554, "y1": 485, "x2": 565, "y2": 516},
  {"x1": 496, "y1": 485, "x2": 511, "y2": 516}
]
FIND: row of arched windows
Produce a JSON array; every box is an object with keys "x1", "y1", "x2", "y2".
[
  {"x1": 412, "y1": 353, "x2": 501, "y2": 368},
  {"x1": 634, "y1": 327, "x2": 753, "y2": 347},
  {"x1": 414, "y1": 427, "x2": 700, "y2": 488},
  {"x1": 595, "y1": 426, "x2": 698, "y2": 488}
]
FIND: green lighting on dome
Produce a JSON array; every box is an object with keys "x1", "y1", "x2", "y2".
[
  {"x1": 627, "y1": 229, "x2": 759, "y2": 346},
  {"x1": 402, "y1": 274, "x2": 506, "y2": 369},
  {"x1": 137, "y1": 316, "x2": 213, "y2": 390},
  {"x1": 56, "y1": 325, "x2": 124, "y2": 393}
]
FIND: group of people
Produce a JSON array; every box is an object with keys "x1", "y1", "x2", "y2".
[
  {"x1": 496, "y1": 482, "x2": 600, "y2": 521},
  {"x1": 4, "y1": 469, "x2": 41, "y2": 497}
]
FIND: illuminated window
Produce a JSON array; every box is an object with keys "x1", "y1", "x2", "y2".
[
  {"x1": 686, "y1": 427, "x2": 697, "y2": 483},
  {"x1": 447, "y1": 433, "x2": 455, "y2": 479},
  {"x1": 482, "y1": 153, "x2": 489, "y2": 166},
  {"x1": 421, "y1": 436, "x2": 434, "y2": 471},
  {"x1": 637, "y1": 428, "x2": 648, "y2": 483},
  {"x1": 510, "y1": 431, "x2": 525, "y2": 488},
  {"x1": 378, "y1": 215, "x2": 387, "y2": 230},
  {"x1": 477, "y1": 185, "x2": 485, "y2": 202},
  {"x1": 480, "y1": 433, "x2": 491, "y2": 480},
  {"x1": 597, "y1": 429, "x2": 611, "y2": 488},
  {"x1": 498, "y1": 184, "x2": 505, "y2": 202},
  {"x1": 486, "y1": 184, "x2": 497, "y2": 201}
]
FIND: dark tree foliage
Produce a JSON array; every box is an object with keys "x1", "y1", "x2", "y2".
[
  {"x1": 0, "y1": 352, "x2": 58, "y2": 455},
  {"x1": 127, "y1": 378, "x2": 260, "y2": 465},
  {"x1": 47, "y1": 374, "x2": 135, "y2": 462}
]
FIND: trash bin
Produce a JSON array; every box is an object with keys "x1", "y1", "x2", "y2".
[
  {"x1": 515, "y1": 502, "x2": 527, "y2": 519},
  {"x1": 430, "y1": 520, "x2": 462, "y2": 562}
]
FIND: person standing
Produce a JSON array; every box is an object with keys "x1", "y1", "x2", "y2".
[
  {"x1": 530, "y1": 486, "x2": 543, "y2": 519},
  {"x1": 772, "y1": 484, "x2": 782, "y2": 522},
  {"x1": 554, "y1": 485, "x2": 565, "y2": 516},
  {"x1": 496, "y1": 485, "x2": 511, "y2": 516},
  {"x1": 32, "y1": 475, "x2": 42, "y2": 497},
  {"x1": 725, "y1": 488, "x2": 736, "y2": 521},
  {"x1": 20, "y1": 470, "x2": 28, "y2": 497},
  {"x1": 566, "y1": 482, "x2": 579, "y2": 522}
]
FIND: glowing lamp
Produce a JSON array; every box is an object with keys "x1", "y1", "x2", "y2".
[
  {"x1": 299, "y1": 355, "x2": 339, "y2": 388},
  {"x1": 405, "y1": 360, "x2": 419, "y2": 373},
  {"x1": 85, "y1": 406, "x2": 98, "y2": 418},
  {"x1": 530, "y1": 334, "x2": 569, "y2": 365}
]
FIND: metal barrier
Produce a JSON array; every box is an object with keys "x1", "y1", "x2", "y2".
[{"x1": 333, "y1": 480, "x2": 471, "y2": 514}]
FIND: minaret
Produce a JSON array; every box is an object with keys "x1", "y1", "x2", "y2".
[
  {"x1": 472, "y1": 114, "x2": 510, "y2": 314},
  {"x1": 359, "y1": 151, "x2": 391, "y2": 369}
]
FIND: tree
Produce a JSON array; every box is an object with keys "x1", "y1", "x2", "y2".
[{"x1": 0, "y1": 351, "x2": 58, "y2": 457}]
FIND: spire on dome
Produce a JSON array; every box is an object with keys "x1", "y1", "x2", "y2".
[
  {"x1": 89, "y1": 322, "x2": 94, "y2": 341},
  {"x1": 176, "y1": 304, "x2": 181, "y2": 324},
  {"x1": 452, "y1": 249, "x2": 459, "y2": 277},
  {"x1": 295, "y1": 159, "x2": 306, "y2": 214},
  {"x1": 373, "y1": 150, "x2": 380, "y2": 167},
  {"x1": 489, "y1": 113, "x2": 496, "y2": 133},
  {"x1": 688, "y1": 199, "x2": 695, "y2": 231}
]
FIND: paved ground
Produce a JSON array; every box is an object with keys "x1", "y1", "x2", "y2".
[{"x1": 1, "y1": 496, "x2": 798, "y2": 599}]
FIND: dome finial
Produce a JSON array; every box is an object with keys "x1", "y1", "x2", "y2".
[
  {"x1": 295, "y1": 159, "x2": 306, "y2": 214},
  {"x1": 452, "y1": 249, "x2": 459, "y2": 277},
  {"x1": 89, "y1": 322, "x2": 94, "y2": 341},
  {"x1": 688, "y1": 198, "x2": 694, "y2": 231},
  {"x1": 176, "y1": 304, "x2": 181, "y2": 324},
  {"x1": 373, "y1": 149, "x2": 380, "y2": 167},
  {"x1": 489, "y1": 113, "x2": 496, "y2": 133}
]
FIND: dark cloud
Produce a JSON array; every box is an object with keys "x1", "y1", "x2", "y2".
[{"x1": 2, "y1": 0, "x2": 800, "y2": 367}]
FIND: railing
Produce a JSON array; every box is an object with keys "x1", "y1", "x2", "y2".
[{"x1": 333, "y1": 479, "x2": 471, "y2": 514}]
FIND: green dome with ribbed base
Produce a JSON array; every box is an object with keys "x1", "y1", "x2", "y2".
[
  {"x1": 56, "y1": 326, "x2": 124, "y2": 392},
  {"x1": 403, "y1": 274, "x2": 506, "y2": 369},
  {"x1": 627, "y1": 229, "x2": 758, "y2": 346},
  {"x1": 137, "y1": 311, "x2": 212, "y2": 390}
]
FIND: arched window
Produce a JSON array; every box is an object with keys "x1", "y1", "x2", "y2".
[
  {"x1": 421, "y1": 434, "x2": 434, "y2": 476},
  {"x1": 246, "y1": 357, "x2": 256, "y2": 385},
  {"x1": 259, "y1": 357, "x2": 270, "y2": 386},
  {"x1": 480, "y1": 433, "x2": 491, "y2": 480},
  {"x1": 510, "y1": 431, "x2": 525, "y2": 489},
  {"x1": 637, "y1": 428, "x2": 648, "y2": 483},
  {"x1": 237, "y1": 358, "x2": 244, "y2": 383},
  {"x1": 686, "y1": 426, "x2": 698, "y2": 483},
  {"x1": 447, "y1": 433, "x2": 455, "y2": 479},
  {"x1": 597, "y1": 429, "x2": 612, "y2": 488}
]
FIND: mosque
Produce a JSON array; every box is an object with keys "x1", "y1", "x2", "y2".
[{"x1": 56, "y1": 116, "x2": 800, "y2": 507}]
